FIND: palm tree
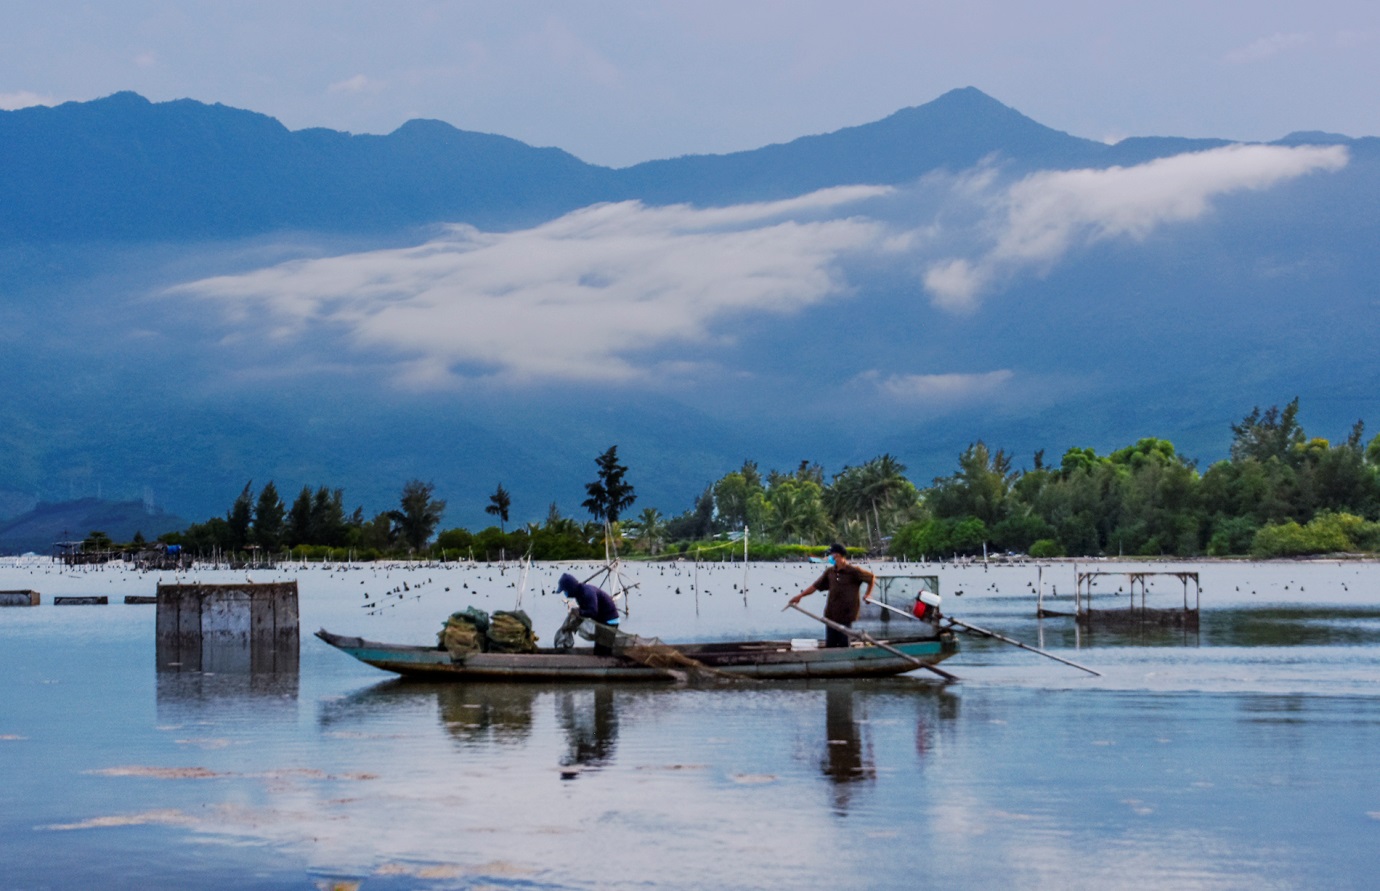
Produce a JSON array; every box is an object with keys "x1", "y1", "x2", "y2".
[
  {"x1": 628, "y1": 507, "x2": 667, "y2": 555},
  {"x1": 769, "y1": 480, "x2": 832, "y2": 545},
  {"x1": 824, "y1": 465, "x2": 867, "y2": 538},
  {"x1": 858, "y1": 454, "x2": 913, "y2": 546},
  {"x1": 486, "y1": 483, "x2": 511, "y2": 534}
]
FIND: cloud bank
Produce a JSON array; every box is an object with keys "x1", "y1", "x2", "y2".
[
  {"x1": 922, "y1": 144, "x2": 1349, "y2": 312},
  {"x1": 173, "y1": 186, "x2": 890, "y2": 386},
  {"x1": 172, "y1": 144, "x2": 1348, "y2": 392}
]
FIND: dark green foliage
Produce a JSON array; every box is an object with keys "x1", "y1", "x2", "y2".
[
  {"x1": 472, "y1": 526, "x2": 509, "y2": 561},
  {"x1": 485, "y1": 483, "x2": 512, "y2": 533},
  {"x1": 434, "y1": 527, "x2": 473, "y2": 554},
  {"x1": 928, "y1": 442, "x2": 1014, "y2": 527},
  {"x1": 358, "y1": 511, "x2": 397, "y2": 552},
  {"x1": 226, "y1": 482, "x2": 253, "y2": 550},
  {"x1": 390, "y1": 480, "x2": 446, "y2": 553},
  {"x1": 878, "y1": 400, "x2": 1380, "y2": 559},
  {"x1": 252, "y1": 481, "x2": 285, "y2": 550},
  {"x1": 83, "y1": 530, "x2": 114, "y2": 550},
  {"x1": 1230, "y1": 398, "x2": 1305, "y2": 464},
  {"x1": 663, "y1": 487, "x2": 717, "y2": 542},
  {"x1": 583, "y1": 446, "x2": 636, "y2": 524},
  {"x1": 164, "y1": 399, "x2": 1380, "y2": 563},
  {"x1": 310, "y1": 487, "x2": 350, "y2": 548},
  {"x1": 890, "y1": 517, "x2": 988, "y2": 558},
  {"x1": 1207, "y1": 515, "x2": 1260, "y2": 556}
]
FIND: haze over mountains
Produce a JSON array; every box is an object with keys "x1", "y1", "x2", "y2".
[{"x1": 1, "y1": 87, "x2": 1376, "y2": 537}]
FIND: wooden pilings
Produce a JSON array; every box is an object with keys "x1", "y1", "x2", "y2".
[
  {"x1": 156, "y1": 582, "x2": 299, "y2": 673},
  {"x1": 1073, "y1": 570, "x2": 1200, "y2": 629}
]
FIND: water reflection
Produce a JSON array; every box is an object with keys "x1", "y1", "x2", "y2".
[
  {"x1": 155, "y1": 669, "x2": 299, "y2": 724},
  {"x1": 1204, "y1": 607, "x2": 1380, "y2": 648},
  {"x1": 821, "y1": 686, "x2": 874, "y2": 815},
  {"x1": 1072, "y1": 622, "x2": 1201, "y2": 648},
  {"x1": 1024, "y1": 605, "x2": 1380, "y2": 652},
  {"x1": 807, "y1": 680, "x2": 961, "y2": 816},
  {"x1": 437, "y1": 684, "x2": 535, "y2": 745},
  {"x1": 556, "y1": 687, "x2": 619, "y2": 772},
  {"x1": 156, "y1": 636, "x2": 299, "y2": 673},
  {"x1": 317, "y1": 681, "x2": 621, "y2": 770}
]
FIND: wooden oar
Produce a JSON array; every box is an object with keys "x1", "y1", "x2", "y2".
[
  {"x1": 867, "y1": 597, "x2": 1101, "y2": 676},
  {"x1": 787, "y1": 602, "x2": 959, "y2": 682}
]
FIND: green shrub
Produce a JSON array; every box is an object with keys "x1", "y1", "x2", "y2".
[{"x1": 1251, "y1": 512, "x2": 1360, "y2": 557}]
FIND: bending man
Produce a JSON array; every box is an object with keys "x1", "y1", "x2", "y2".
[{"x1": 556, "y1": 572, "x2": 622, "y2": 656}]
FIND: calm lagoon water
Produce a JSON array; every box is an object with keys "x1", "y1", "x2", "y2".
[{"x1": 2, "y1": 557, "x2": 1379, "y2": 889}]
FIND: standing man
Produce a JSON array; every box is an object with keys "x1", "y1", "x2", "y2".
[{"x1": 789, "y1": 543, "x2": 876, "y2": 648}]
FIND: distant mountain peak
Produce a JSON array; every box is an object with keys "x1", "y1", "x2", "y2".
[
  {"x1": 1278, "y1": 130, "x2": 1354, "y2": 145},
  {"x1": 93, "y1": 90, "x2": 152, "y2": 106},
  {"x1": 928, "y1": 85, "x2": 1009, "y2": 108}
]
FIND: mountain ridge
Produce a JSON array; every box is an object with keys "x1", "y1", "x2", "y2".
[{"x1": 8, "y1": 86, "x2": 1354, "y2": 246}]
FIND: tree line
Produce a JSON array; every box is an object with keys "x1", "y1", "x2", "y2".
[
  {"x1": 160, "y1": 479, "x2": 447, "y2": 559},
  {"x1": 893, "y1": 399, "x2": 1380, "y2": 559},
  {"x1": 140, "y1": 401, "x2": 1380, "y2": 562}
]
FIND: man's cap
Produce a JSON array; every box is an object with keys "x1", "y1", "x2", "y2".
[{"x1": 827, "y1": 543, "x2": 847, "y2": 555}]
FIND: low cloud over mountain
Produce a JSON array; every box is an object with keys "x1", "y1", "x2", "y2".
[
  {"x1": 171, "y1": 187, "x2": 892, "y2": 388},
  {"x1": 922, "y1": 144, "x2": 1349, "y2": 311}
]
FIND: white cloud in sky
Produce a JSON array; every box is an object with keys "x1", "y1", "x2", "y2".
[
  {"x1": 861, "y1": 369, "x2": 1015, "y2": 403},
  {"x1": 328, "y1": 74, "x2": 382, "y2": 95},
  {"x1": 1223, "y1": 32, "x2": 1312, "y2": 65},
  {"x1": 923, "y1": 143, "x2": 1349, "y2": 312},
  {"x1": 172, "y1": 186, "x2": 891, "y2": 387}
]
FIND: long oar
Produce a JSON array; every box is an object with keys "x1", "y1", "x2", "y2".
[
  {"x1": 868, "y1": 597, "x2": 1101, "y2": 677},
  {"x1": 787, "y1": 603, "x2": 959, "y2": 682}
]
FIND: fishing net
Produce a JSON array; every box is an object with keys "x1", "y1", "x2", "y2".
[
  {"x1": 487, "y1": 609, "x2": 538, "y2": 653},
  {"x1": 553, "y1": 610, "x2": 592, "y2": 650},
  {"x1": 619, "y1": 634, "x2": 749, "y2": 683},
  {"x1": 439, "y1": 607, "x2": 490, "y2": 658}
]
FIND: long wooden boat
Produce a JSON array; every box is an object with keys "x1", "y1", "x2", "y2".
[{"x1": 315, "y1": 628, "x2": 959, "y2": 682}]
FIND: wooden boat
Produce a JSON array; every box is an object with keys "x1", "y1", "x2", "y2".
[{"x1": 315, "y1": 627, "x2": 959, "y2": 682}]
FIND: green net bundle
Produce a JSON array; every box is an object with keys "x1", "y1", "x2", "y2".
[
  {"x1": 439, "y1": 607, "x2": 490, "y2": 658},
  {"x1": 487, "y1": 609, "x2": 538, "y2": 654}
]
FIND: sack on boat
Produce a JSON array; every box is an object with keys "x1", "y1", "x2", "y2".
[
  {"x1": 487, "y1": 609, "x2": 538, "y2": 654},
  {"x1": 439, "y1": 607, "x2": 490, "y2": 657}
]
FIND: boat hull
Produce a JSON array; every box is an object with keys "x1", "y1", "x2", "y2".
[{"x1": 315, "y1": 629, "x2": 958, "y2": 682}]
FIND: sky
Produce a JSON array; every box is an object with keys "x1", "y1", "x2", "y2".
[{"x1": 2, "y1": 1, "x2": 1379, "y2": 168}]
